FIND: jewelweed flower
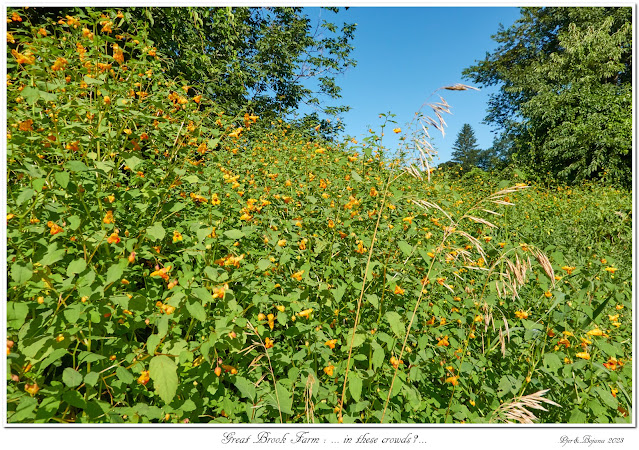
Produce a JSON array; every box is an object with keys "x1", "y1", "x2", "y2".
[
  {"x1": 103, "y1": 210, "x2": 114, "y2": 224},
  {"x1": 561, "y1": 266, "x2": 576, "y2": 275},
  {"x1": 575, "y1": 352, "x2": 590, "y2": 360},
  {"x1": 603, "y1": 357, "x2": 623, "y2": 371},
  {"x1": 515, "y1": 310, "x2": 529, "y2": 320},
  {"x1": 586, "y1": 328, "x2": 608, "y2": 337},
  {"x1": 445, "y1": 376, "x2": 459, "y2": 386},
  {"x1": 265, "y1": 338, "x2": 274, "y2": 349},
  {"x1": 394, "y1": 285, "x2": 404, "y2": 295},
  {"x1": 24, "y1": 383, "x2": 40, "y2": 396},
  {"x1": 324, "y1": 364, "x2": 335, "y2": 377},
  {"x1": 604, "y1": 267, "x2": 617, "y2": 274},
  {"x1": 172, "y1": 230, "x2": 183, "y2": 243},
  {"x1": 137, "y1": 370, "x2": 150, "y2": 385},
  {"x1": 47, "y1": 221, "x2": 64, "y2": 235},
  {"x1": 298, "y1": 308, "x2": 313, "y2": 319},
  {"x1": 291, "y1": 270, "x2": 304, "y2": 281},
  {"x1": 393, "y1": 128, "x2": 401, "y2": 133},
  {"x1": 107, "y1": 231, "x2": 120, "y2": 244},
  {"x1": 51, "y1": 57, "x2": 68, "y2": 71},
  {"x1": 325, "y1": 339, "x2": 338, "y2": 349},
  {"x1": 436, "y1": 336, "x2": 449, "y2": 347}
]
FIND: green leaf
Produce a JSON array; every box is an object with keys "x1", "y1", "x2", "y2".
[
  {"x1": 116, "y1": 367, "x2": 135, "y2": 384},
  {"x1": 596, "y1": 340, "x2": 619, "y2": 358},
  {"x1": 366, "y1": 294, "x2": 379, "y2": 309},
  {"x1": 62, "y1": 391, "x2": 86, "y2": 409},
  {"x1": 62, "y1": 367, "x2": 83, "y2": 387},
  {"x1": 224, "y1": 229, "x2": 245, "y2": 240},
  {"x1": 385, "y1": 311, "x2": 405, "y2": 338},
  {"x1": 10, "y1": 263, "x2": 32, "y2": 285},
  {"x1": 67, "y1": 258, "x2": 87, "y2": 277},
  {"x1": 350, "y1": 170, "x2": 362, "y2": 182},
  {"x1": 146, "y1": 222, "x2": 166, "y2": 241},
  {"x1": 105, "y1": 263, "x2": 124, "y2": 285},
  {"x1": 149, "y1": 355, "x2": 178, "y2": 404},
  {"x1": 124, "y1": 155, "x2": 142, "y2": 171},
  {"x1": 84, "y1": 372, "x2": 100, "y2": 387},
  {"x1": 350, "y1": 333, "x2": 366, "y2": 347},
  {"x1": 234, "y1": 376, "x2": 256, "y2": 401},
  {"x1": 7, "y1": 302, "x2": 29, "y2": 330},
  {"x1": 186, "y1": 300, "x2": 207, "y2": 322},
  {"x1": 274, "y1": 381, "x2": 293, "y2": 416},
  {"x1": 371, "y1": 344, "x2": 385, "y2": 370},
  {"x1": 40, "y1": 246, "x2": 66, "y2": 267},
  {"x1": 398, "y1": 240, "x2": 412, "y2": 257},
  {"x1": 349, "y1": 371, "x2": 363, "y2": 402},
  {"x1": 192, "y1": 287, "x2": 213, "y2": 306},
  {"x1": 16, "y1": 188, "x2": 35, "y2": 206},
  {"x1": 54, "y1": 171, "x2": 70, "y2": 189}
]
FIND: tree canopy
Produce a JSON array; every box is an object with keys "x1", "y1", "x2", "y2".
[
  {"x1": 463, "y1": 7, "x2": 632, "y2": 187},
  {"x1": 23, "y1": 6, "x2": 357, "y2": 126}
]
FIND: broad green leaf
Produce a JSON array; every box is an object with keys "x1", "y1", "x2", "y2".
[
  {"x1": 349, "y1": 371, "x2": 363, "y2": 402},
  {"x1": 146, "y1": 222, "x2": 166, "y2": 241},
  {"x1": 54, "y1": 171, "x2": 70, "y2": 189},
  {"x1": 16, "y1": 188, "x2": 35, "y2": 206},
  {"x1": 149, "y1": 355, "x2": 178, "y2": 404},
  {"x1": 7, "y1": 302, "x2": 29, "y2": 330},
  {"x1": 398, "y1": 240, "x2": 413, "y2": 257},
  {"x1": 116, "y1": 367, "x2": 135, "y2": 384},
  {"x1": 224, "y1": 229, "x2": 245, "y2": 240},
  {"x1": 67, "y1": 258, "x2": 87, "y2": 277},
  {"x1": 84, "y1": 372, "x2": 100, "y2": 386},
  {"x1": 105, "y1": 263, "x2": 124, "y2": 285},
  {"x1": 10, "y1": 263, "x2": 32, "y2": 285},
  {"x1": 186, "y1": 300, "x2": 206, "y2": 322},
  {"x1": 234, "y1": 376, "x2": 256, "y2": 401},
  {"x1": 62, "y1": 367, "x2": 83, "y2": 387},
  {"x1": 385, "y1": 311, "x2": 405, "y2": 338},
  {"x1": 192, "y1": 287, "x2": 213, "y2": 306}
]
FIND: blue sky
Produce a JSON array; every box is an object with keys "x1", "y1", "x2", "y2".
[{"x1": 300, "y1": 6, "x2": 522, "y2": 164}]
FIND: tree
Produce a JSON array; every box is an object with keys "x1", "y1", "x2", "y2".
[
  {"x1": 24, "y1": 7, "x2": 357, "y2": 125},
  {"x1": 463, "y1": 7, "x2": 632, "y2": 187},
  {"x1": 450, "y1": 124, "x2": 482, "y2": 170}
]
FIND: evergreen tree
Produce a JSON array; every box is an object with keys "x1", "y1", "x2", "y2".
[{"x1": 450, "y1": 124, "x2": 482, "y2": 171}]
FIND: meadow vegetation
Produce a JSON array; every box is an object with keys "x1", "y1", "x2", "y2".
[{"x1": 6, "y1": 7, "x2": 632, "y2": 424}]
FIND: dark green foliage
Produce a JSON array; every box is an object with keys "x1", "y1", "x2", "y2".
[
  {"x1": 463, "y1": 7, "x2": 632, "y2": 187},
  {"x1": 24, "y1": 6, "x2": 357, "y2": 125}
]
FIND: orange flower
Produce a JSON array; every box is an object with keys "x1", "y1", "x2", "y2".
[
  {"x1": 66, "y1": 15, "x2": 80, "y2": 28},
  {"x1": 24, "y1": 383, "x2": 40, "y2": 396},
  {"x1": 82, "y1": 27, "x2": 94, "y2": 39},
  {"x1": 47, "y1": 221, "x2": 64, "y2": 235},
  {"x1": 137, "y1": 370, "x2": 150, "y2": 385},
  {"x1": 150, "y1": 265, "x2": 171, "y2": 281},
  {"x1": 436, "y1": 336, "x2": 449, "y2": 347},
  {"x1": 107, "y1": 231, "x2": 120, "y2": 244},
  {"x1": 103, "y1": 210, "x2": 114, "y2": 224},
  {"x1": 212, "y1": 284, "x2": 228, "y2": 299},
  {"x1": 325, "y1": 339, "x2": 338, "y2": 349},
  {"x1": 11, "y1": 12, "x2": 22, "y2": 22},
  {"x1": 323, "y1": 364, "x2": 335, "y2": 377},
  {"x1": 172, "y1": 230, "x2": 183, "y2": 243},
  {"x1": 51, "y1": 57, "x2": 68, "y2": 71},
  {"x1": 515, "y1": 310, "x2": 529, "y2": 320},
  {"x1": 100, "y1": 20, "x2": 113, "y2": 34},
  {"x1": 445, "y1": 376, "x2": 459, "y2": 386},
  {"x1": 603, "y1": 357, "x2": 623, "y2": 371},
  {"x1": 291, "y1": 270, "x2": 304, "y2": 282},
  {"x1": 128, "y1": 251, "x2": 136, "y2": 263},
  {"x1": 11, "y1": 49, "x2": 35, "y2": 65},
  {"x1": 575, "y1": 352, "x2": 590, "y2": 360},
  {"x1": 112, "y1": 44, "x2": 124, "y2": 64},
  {"x1": 298, "y1": 308, "x2": 313, "y2": 319},
  {"x1": 328, "y1": 219, "x2": 335, "y2": 228},
  {"x1": 393, "y1": 285, "x2": 404, "y2": 295},
  {"x1": 7, "y1": 32, "x2": 15, "y2": 43},
  {"x1": 264, "y1": 337, "x2": 274, "y2": 349}
]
